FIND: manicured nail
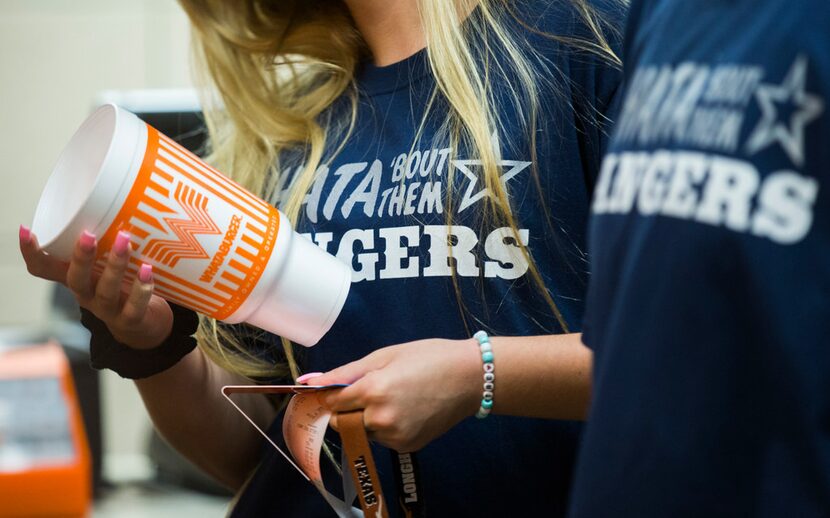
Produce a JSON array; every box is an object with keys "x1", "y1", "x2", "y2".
[
  {"x1": 19, "y1": 225, "x2": 30, "y2": 243},
  {"x1": 138, "y1": 263, "x2": 153, "y2": 283},
  {"x1": 113, "y1": 231, "x2": 131, "y2": 255},
  {"x1": 297, "y1": 372, "x2": 324, "y2": 385},
  {"x1": 79, "y1": 231, "x2": 96, "y2": 253}
]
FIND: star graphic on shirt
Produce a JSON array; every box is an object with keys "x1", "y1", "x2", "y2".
[
  {"x1": 452, "y1": 133, "x2": 531, "y2": 213},
  {"x1": 745, "y1": 55, "x2": 825, "y2": 167}
]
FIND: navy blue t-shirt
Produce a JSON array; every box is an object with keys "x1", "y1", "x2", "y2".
[
  {"x1": 230, "y1": 1, "x2": 622, "y2": 516},
  {"x1": 572, "y1": 1, "x2": 830, "y2": 516}
]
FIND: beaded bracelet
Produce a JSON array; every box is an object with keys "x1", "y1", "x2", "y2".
[{"x1": 473, "y1": 330, "x2": 495, "y2": 419}]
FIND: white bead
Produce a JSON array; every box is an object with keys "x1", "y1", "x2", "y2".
[
  {"x1": 483, "y1": 391, "x2": 494, "y2": 400},
  {"x1": 483, "y1": 382, "x2": 494, "y2": 391},
  {"x1": 484, "y1": 372, "x2": 495, "y2": 383},
  {"x1": 479, "y1": 342, "x2": 492, "y2": 353},
  {"x1": 473, "y1": 330, "x2": 488, "y2": 342},
  {"x1": 483, "y1": 362, "x2": 495, "y2": 373}
]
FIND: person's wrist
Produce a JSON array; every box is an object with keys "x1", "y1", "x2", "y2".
[
  {"x1": 111, "y1": 325, "x2": 172, "y2": 351},
  {"x1": 80, "y1": 304, "x2": 199, "y2": 379}
]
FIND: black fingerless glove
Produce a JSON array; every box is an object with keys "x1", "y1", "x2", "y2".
[{"x1": 80, "y1": 303, "x2": 200, "y2": 379}]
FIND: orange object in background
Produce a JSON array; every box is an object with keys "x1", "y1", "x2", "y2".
[{"x1": 0, "y1": 341, "x2": 91, "y2": 517}]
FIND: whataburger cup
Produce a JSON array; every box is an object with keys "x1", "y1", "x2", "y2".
[{"x1": 31, "y1": 104, "x2": 350, "y2": 346}]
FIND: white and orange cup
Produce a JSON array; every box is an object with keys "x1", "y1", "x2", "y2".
[{"x1": 31, "y1": 104, "x2": 350, "y2": 346}]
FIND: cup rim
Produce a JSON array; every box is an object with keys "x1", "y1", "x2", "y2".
[{"x1": 32, "y1": 104, "x2": 136, "y2": 257}]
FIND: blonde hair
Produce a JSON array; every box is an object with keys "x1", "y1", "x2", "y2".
[{"x1": 177, "y1": 0, "x2": 622, "y2": 380}]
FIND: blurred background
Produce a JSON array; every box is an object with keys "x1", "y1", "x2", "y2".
[{"x1": 0, "y1": 1, "x2": 231, "y2": 516}]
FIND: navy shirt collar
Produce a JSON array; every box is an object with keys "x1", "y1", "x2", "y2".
[{"x1": 356, "y1": 47, "x2": 431, "y2": 97}]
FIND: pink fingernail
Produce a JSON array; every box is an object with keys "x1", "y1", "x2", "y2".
[
  {"x1": 297, "y1": 372, "x2": 324, "y2": 385},
  {"x1": 138, "y1": 264, "x2": 153, "y2": 283},
  {"x1": 113, "y1": 231, "x2": 131, "y2": 255},
  {"x1": 19, "y1": 225, "x2": 30, "y2": 243},
  {"x1": 79, "y1": 231, "x2": 96, "y2": 252}
]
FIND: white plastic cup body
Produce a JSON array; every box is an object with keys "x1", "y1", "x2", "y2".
[
  {"x1": 243, "y1": 218, "x2": 352, "y2": 347},
  {"x1": 31, "y1": 104, "x2": 350, "y2": 346}
]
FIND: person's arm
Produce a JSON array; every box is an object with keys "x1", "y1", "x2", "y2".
[
  {"x1": 19, "y1": 226, "x2": 274, "y2": 490},
  {"x1": 134, "y1": 347, "x2": 276, "y2": 490},
  {"x1": 314, "y1": 333, "x2": 591, "y2": 453},
  {"x1": 481, "y1": 332, "x2": 591, "y2": 419}
]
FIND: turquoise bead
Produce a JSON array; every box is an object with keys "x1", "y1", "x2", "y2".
[
  {"x1": 482, "y1": 351, "x2": 494, "y2": 363},
  {"x1": 481, "y1": 399, "x2": 494, "y2": 409}
]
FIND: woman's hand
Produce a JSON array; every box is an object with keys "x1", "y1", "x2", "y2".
[
  {"x1": 19, "y1": 225, "x2": 173, "y2": 349},
  {"x1": 315, "y1": 338, "x2": 483, "y2": 453}
]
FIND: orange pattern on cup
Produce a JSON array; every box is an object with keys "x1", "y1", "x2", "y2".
[
  {"x1": 94, "y1": 125, "x2": 280, "y2": 320},
  {"x1": 143, "y1": 183, "x2": 221, "y2": 267}
]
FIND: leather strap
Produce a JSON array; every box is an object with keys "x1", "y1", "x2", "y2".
[{"x1": 338, "y1": 411, "x2": 389, "y2": 518}]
